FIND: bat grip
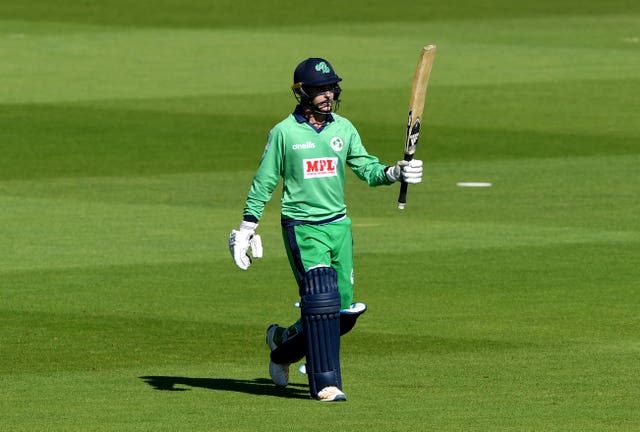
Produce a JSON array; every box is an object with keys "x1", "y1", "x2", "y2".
[
  {"x1": 396, "y1": 153, "x2": 414, "y2": 210},
  {"x1": 397, "y1": 182, "x2": 408, "y2": 209}
]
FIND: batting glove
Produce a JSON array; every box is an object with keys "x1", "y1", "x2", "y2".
[
  {"x1": 229, "y1": 221, "x2": 263, "y2": 270},
  {"x1": 386, "y1": 159, "x2": 423, "y2": 184}
]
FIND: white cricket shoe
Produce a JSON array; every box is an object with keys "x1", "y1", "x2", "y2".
[
  {"x1": 266, "y1": 324, "x2": 290, "y2": 387},
  {"x1": 317, "y1": 386, "x2": 347, "y2": 402},
  {"x1": 269, "y1": 361, "x2": 289, "y2": 387}
]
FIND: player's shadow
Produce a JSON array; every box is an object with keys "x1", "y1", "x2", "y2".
[{"x1": 139, "y1": 376, "x2": 309, "y2": 399}]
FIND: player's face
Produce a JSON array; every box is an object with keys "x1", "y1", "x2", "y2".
[{"x1": 307, "y1": 85, "x2": 336, "y2": 113}]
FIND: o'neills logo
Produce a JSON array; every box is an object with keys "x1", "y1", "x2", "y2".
[
  {"x1": 292, "y1": 142, "x2": 316, "y2": 150},
  {"x1": 303, "y1": 157, "x2": 338, "y2": 179}
]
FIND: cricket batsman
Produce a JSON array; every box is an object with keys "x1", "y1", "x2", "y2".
[{"x1": 229, "y1": 57, "x2": 423, "y2": 401}]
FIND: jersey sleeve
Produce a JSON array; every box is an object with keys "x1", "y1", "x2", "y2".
[
  {"x1": 242, "y1": 128, "x2": 284, "y2": 221},
  {"x1": 346, "y1": 128, "x2": 393, "y2": 186}
]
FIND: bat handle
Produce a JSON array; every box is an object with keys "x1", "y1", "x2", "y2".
[
  {"x1": 396, "y1": 153, "x2": 414, "y2": 210},
  {"x1": 397, "y1": 181, "x2": 408, "y2": 209}
]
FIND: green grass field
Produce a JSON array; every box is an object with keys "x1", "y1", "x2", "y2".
[{"x1": 1, "y1": 1, "x2": 639, "y2": 430}]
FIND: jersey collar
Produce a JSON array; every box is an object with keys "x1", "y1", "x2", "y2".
[{"x1": 293, "y1": 105, "x2": 334, "y2": 132}]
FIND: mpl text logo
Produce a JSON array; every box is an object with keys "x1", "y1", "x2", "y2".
[{"x1": 303, "y1": 157, "x2": 338, "y2": 179}]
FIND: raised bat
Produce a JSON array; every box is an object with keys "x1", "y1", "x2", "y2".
[{"x1": 398, "y1": 44, "x2": 437, "y2": 209}]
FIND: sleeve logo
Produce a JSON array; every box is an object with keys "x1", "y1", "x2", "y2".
[{"x1": 303, "y1": 157, "x2": 338, "y2": 179}]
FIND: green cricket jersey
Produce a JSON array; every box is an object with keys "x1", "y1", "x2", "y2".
[{"x1": 243, "y1": 109, "x2": 393, "y2": 223}]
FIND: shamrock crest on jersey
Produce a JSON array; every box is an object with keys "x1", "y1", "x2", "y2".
[{"x1": 330, "y1": 136, "x2": 344, "y2": 152}]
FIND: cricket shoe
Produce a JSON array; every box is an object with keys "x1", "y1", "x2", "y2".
[
  {"x1": 266, "y1": 324, "x2": 290, "y2": 387},
  {"x1": 317, "y1": 386, "x2": 347, "y2": 402}
]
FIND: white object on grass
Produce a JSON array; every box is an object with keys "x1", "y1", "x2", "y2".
[{"x1": 457, "y1": 182, "x2": 492, "y2": 187}]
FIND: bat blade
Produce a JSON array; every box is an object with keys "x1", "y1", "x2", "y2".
[{"x1": 398, "y1": 44, "x2": 436, "y2": 210}]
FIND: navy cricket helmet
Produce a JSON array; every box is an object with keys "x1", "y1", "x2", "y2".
[
  {"x1": 293, "y1": 57, "x2": 342, "y2": 88},
  {"x1": 292, "y1": 57, "x2": 342, "y2": 112}
]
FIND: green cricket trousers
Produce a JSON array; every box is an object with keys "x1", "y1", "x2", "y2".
[{"x1": 282, "y1": 216, "x2": 354, "y2": 309}]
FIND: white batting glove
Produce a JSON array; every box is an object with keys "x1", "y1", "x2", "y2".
[
  {"x1": 229, "y1": 221, "x2": 263, "y2": 270},
  {"x1": 386, "y1": 159, "x2": 423, "y2": 184}
]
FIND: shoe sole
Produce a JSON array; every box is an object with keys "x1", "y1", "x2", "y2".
[
  {"x1": 317, "y1": 386, "x2": 347, "y2": 402},
  {"x1": 269, "y1": 361, "x2": 289, "y2": 387},
  {"x1": 266, "y1": 325, "x2": 290, "y2": 387},
  {"x1": 319, "y1": 393, "x2": 347, "y2": 402},
  {"x1": 265, "y1": 324, "x2": 279, "y2": 351}
]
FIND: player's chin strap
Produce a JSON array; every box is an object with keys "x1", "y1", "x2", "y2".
[{"x1": 314, "y1": 98, "x2": 340, "y2": 115}]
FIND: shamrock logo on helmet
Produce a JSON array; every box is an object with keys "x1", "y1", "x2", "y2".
[{"x1": 315, "y1": 62, "x2": 331, "y2": 74}]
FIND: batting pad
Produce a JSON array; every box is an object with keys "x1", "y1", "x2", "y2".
[
  {"x1": 270, "y1": 302, "x2": 367, "y2": 365},
  {"x1": 300, "y1": 266, "x2": 342, "y2": 398}
]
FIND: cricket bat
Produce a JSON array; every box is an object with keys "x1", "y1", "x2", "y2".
[{"x1": 397, "y1": 44, "x2": 437, "y2": 210}]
